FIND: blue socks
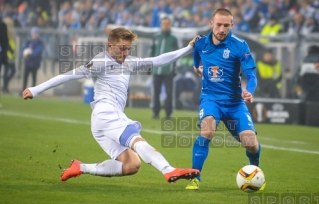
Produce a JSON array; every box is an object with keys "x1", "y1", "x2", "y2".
[
  {"x1": 246, "y1": 143, "x2": 261, "y2": 166},
  {"x1": 192, "y1": 137, "x2": 261, "y2": 181},
  {"x1": 192, "y1": 135, "x2": 211, "y2": 181}
]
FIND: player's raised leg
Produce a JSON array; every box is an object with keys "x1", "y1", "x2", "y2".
[{"x1": 124, "y1": 124, "x2": 200, "y2": 183}]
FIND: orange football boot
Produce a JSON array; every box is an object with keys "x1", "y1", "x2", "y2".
[
  {"x1": 164, "y1": 168, "x2": 200, "y2": 183},
  {"x1": 60, "y1": 160, "x2": 82, "y2": 181}
]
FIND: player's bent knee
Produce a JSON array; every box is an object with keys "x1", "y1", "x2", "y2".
[
  {"x1": 117, "y1": 149, "x2": 141, "y2": 175},
  {"x1": 122, "y1": 158, "x2": 141, "y2": 175}
]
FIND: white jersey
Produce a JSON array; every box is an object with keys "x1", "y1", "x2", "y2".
[
  {"x1": 87, "y1": 53, "x2": 142, "y2": 111},
  {"x1": 28, "y1": 45, "x2": 193, "y2": 158},
  {"x1": 29, "y1": 45, "x2": 193, "y2": 112}
]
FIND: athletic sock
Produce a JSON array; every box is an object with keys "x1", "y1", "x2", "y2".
[
  {"x1": 192, "y1": 135, "x2": 211, "y2": 181},
  {"x1": 80, "y1": 160, "x2": 123, "y2": 176},
  {"x1": 133, "y1": 140, "x2": 175, "y2": 174},
  {"x1": 246, "y1": 143, "x2": 261, "y2": 166}
]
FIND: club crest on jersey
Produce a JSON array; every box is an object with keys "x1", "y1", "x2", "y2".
[
  {"x1": 208, "y1": 66, "x2": 224, "y2": 82},
  {"x1": 223, "y1": 48, "x2": 230, "y2": 59}
]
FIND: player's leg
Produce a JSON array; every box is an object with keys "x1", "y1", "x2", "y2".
[
  {"x1": 192, "y1": 100, "x2": 221, "y2": 177},
  {"x1": 238, "y1": 129, "x2": 264, "y2": 190},
  {"x1": 116, "y1": 149, "x2": 141, "y2": 175},
  {"x1": 192, "y1": 116, "x2": 215, "y2": 178},
  {"x1": 223, "y1": 101, "x2": 261, "y2": 166},
  {"x1": 240, "y1": 130, "x2": 260, "y2": 167},
  {"x1": 121, "y1": 124, "x2": 200, "y2": 183},
  {"x1": 61, "y1": 110, "x2": 142, "y2": 181},
  {"x1": 80, "y1": 131, "x2": 141, "y2": 176},
  {"x1": 186, "y1": 99, "x2": 221, "y2": 190},
  {"x1": 60, "y1": 130, "x2": 141, "y2": 181}
]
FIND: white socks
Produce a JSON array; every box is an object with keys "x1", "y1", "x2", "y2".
[
  {"x1": 79, "y1": 141, "x2": 176, "y2": 176},
  {"x1": 133, "y1": 141, "x2": 175, "y2": 174},
  {"x1": 80, "y1": 160, "x2": 123, "y2": 176}
]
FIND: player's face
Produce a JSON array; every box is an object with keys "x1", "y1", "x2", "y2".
[
  {"x1": 108, "y1": 39, "x2": 133, "y2": 64},
  {"x1": 210, "y1": 14, "x2": 233, "y2": 43}
]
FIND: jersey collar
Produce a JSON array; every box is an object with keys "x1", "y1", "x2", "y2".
[{"x1": 205, "y1": 30, "x2": 232, "y2": 45}]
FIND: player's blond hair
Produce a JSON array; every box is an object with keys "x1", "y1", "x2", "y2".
[
  {"x1": 212, "y1": 8, "x2": 233, "y2": 22},
  {"x1": 108, "y1": 27, "x2": 138, "y2": 43}
]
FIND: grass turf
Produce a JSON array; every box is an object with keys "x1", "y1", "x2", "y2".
[{"x1": 0, "y1": 94, "x2": 318, "y2": 204}]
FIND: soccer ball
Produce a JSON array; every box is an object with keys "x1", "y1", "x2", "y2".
[{"x1": 236, "y1": 165, "x2": 265, "y2": 193}]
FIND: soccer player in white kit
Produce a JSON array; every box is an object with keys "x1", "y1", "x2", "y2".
[{"x1": 22, "y1": 27, "x2": 200, "y2": 183}]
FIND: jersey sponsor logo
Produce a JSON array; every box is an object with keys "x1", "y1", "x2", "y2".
[
  {"x1": 202, "y1": 50, "x2": 209, "y2": 53},
  {"x1": 223, "y1": 48, "x2": 230, "y2": 59},
  {"x1": 208, "y1": 66, "x2": 224, "y2": 82},
  {"x1": 244, "y1": 53, "x2": 251, "y2": 58}
]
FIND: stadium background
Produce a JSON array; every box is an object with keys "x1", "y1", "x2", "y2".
[
  {"x1": 1, "y1": 1, "x2": 319, "y2": 126},
  {"x1": 2, "y1": 0, "x2": 319, "y2": 126}
]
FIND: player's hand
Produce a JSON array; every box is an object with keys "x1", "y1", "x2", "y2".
[
  {"x1": 189, "y1": 35, "x2": 200, "y2": 47},
  {"x1": 189, "y1": 35, "x2": 204, "y2": 47},
  {"x1": 194, "y1": 66, "x2": 203, "y2": 77},
  {"x1": 242, "y1": 90, "x2": 253, "y2": 103},
  {"x1": 22, "y1": 88, "x2": 33, "y2": 100}
]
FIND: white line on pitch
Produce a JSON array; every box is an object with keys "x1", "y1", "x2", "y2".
[{"x1": 1, "y1": 110, "x2": 318, "y2": 155}]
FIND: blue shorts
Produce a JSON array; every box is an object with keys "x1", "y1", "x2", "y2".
[{"x1": 198, "y1": 98, "x2": 256, "y2": 138}]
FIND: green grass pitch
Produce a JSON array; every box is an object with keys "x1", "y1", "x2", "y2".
[{"x1": 0, "y1": 94, "x2": 318, "y2": 204}]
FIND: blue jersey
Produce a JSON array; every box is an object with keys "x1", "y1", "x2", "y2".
[{"x1": 193, "y1": 31, "x2": 256, "y2": 101}]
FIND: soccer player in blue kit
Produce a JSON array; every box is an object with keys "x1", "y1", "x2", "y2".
[{"x1": 186, "y1": 8, "x2": 264, "y2": 190}]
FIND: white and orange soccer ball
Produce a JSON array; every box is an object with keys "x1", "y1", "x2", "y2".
[{"x1": 236, "y1": 165, "x2": 266, "y2": 193}]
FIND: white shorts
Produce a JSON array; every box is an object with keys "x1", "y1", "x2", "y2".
[{"x1": 90, "y1": 102, "x2": 142, "y2": 159}]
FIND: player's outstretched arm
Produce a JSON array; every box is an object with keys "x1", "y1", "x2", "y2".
[
  {"x1": 22, "y1": 70, "x2": 86, "y2": 100},
  {"x1": 142, "y1": 36, "x2": 199, "y2": 68}
]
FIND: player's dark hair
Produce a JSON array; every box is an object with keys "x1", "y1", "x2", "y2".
[
  {"x1": 108, "y1": 27, "x2": 138, "y2": 43},
  {"x1": 212, "y1": 8, "x2": 233, "y2": 22}
]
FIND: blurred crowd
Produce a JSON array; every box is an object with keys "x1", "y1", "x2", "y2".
[{"x1": 1, "y1": 0, "x2": 319, "y2": 33}]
